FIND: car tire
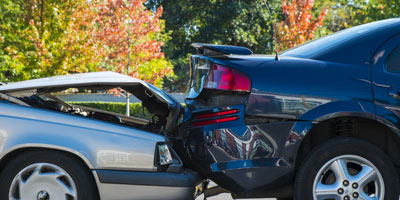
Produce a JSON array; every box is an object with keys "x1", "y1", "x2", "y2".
[
  {"x1": 0, "y1": 149, "x2": 98, "y2": 200},
  {"x1": 294, "y1": 138, "x2": 399, "y2": 200}
]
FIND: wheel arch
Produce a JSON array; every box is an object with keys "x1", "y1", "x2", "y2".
[
  {"x1": 0, "y1": 144, "x2": 94, "y2": 168},
  {"x1": 294, "y1": 116, "x2": 400, "y2": 174},
  {"x1": 0, "y1": 146, "x2": 100, "y2": 198}
]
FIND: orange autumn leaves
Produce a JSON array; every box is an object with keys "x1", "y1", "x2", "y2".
[
  {"x1": 2, "y1": 0, "x2": 325, "y2": 86},
  {"x1": 66, "y1": 0, "x2": 173, "y2": 87},
  {"x1": 275, "y1": 0, "x2": 328, "y2": 51}
]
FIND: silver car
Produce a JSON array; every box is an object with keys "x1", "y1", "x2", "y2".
[{"x1": 0, "y1": 72, "x2": 203, "y2": 200}]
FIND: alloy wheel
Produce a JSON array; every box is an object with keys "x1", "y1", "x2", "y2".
[{"x1": 312, "y1": 155, "x2": 384, "y2": 200}]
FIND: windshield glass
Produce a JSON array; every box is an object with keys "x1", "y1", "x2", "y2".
[{"x1": 282, "y1": 19, "x2": 396, "y2": 58}]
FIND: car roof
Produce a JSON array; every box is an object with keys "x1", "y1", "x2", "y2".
[
  {"x1": 282, "y1": 18, "x2": 400, "y2": 65},
  {"x1": 0, "y1": 71, "x2": 144, "y2": 92}
]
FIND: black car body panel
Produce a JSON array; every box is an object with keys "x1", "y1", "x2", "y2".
[
  {"x1": 372, "y1": 32, "x2": 400, "y2": 135},
  {"x1": 178, "y1": 18, "x2": 400, "y2": 196},
  {"x1": 283, "y1": 18, "x2": 400, "y2": 65},
  {"x1": 192, "y1": 43, "x2": 253, "y2": 56}
]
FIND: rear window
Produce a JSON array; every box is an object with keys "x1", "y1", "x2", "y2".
[{"x1": 282, "y1": 20, "x2": 394, "y2": 58}]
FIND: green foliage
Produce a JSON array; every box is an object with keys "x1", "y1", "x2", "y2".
[
  {"x1": 345, "y1": 0, "x2": 400, "y2": 25},
  {"x1": 68, "y1": 102, "x2": 151, "y2": 119},
  {"x1": 1, "y1": 0, "x2": 399, "y2": 90},
  {"x1": 66, "y1": 0, "x2": 173, "y2": 88},
  {"x1": 0, "y1": 0, "x2": 83, "y2": 82},
  {"x1": 0, "y1": 0, "x2": 172, "y2": 89},
  {"x1": 149, "y1": 0, "x2": 400, "y2": 92},
  {"x1": 315, "y1": 0, "x2": 400, "y2": 35},
  {"x1": 0, "y1": 0, "x2": 34, "y2": 82},
  {"x1": 147, "y1": 0, "x2": 282, "y2": 92}
]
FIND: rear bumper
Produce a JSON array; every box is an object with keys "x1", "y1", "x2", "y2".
[
  {"x1": 93, "y1": 169, "x2": 204, "y2": 200},
  {"x1": 178, "y1": 116, "x2": 299, "y2": 195}
]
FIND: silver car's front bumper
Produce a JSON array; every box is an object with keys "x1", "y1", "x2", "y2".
[{"x1": 93, "y1": 170, "x2": 203, "y2": 200}]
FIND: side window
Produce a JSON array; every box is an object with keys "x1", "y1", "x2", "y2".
[{"x1": 386, "y1": 47, "x2": 400, "y2": 72}]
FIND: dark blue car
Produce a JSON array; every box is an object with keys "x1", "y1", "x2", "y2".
[{"x1": 177, "y1": 18, "x2": 400, "y2": 199}]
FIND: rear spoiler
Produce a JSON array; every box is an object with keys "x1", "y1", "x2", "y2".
[{"x1": 192, "y1": 43, "x2": 253, "y2": 56}]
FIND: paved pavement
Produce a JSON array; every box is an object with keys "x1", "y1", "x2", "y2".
[{"x1": 195, "y1": 182, "x2": 276, "y2": 200}]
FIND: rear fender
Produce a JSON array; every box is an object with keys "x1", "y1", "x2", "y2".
[{"x1": 284, "y1": 100, "x2": 378, "y2": 165}]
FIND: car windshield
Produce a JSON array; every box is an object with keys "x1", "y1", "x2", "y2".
[{"x1": 281, "y1": 20, "x2": 395, "y2": 58}]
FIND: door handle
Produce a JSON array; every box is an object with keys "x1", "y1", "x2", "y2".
[{"x1": 389, "y1": 87, "x2": 400, "y2": 99}]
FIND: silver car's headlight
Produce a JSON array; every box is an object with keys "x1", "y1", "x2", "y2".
[{"x1": 157, "y1": 143, "x2": 173, "y2": 165}]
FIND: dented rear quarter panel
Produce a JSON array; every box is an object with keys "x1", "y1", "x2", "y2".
[{"x1": 224, "y1": 56, "x2": 374, "y2": 120}]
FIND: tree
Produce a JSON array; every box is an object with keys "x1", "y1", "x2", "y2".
[
  {"x1": 0, "y1": 0, "x2": 86, "y2": 82},
  {"x1": 0, "y1": 0, "x2": 82, "y2": 82},
  {"x1": 68, "y1": 0, "x2": 173, "y2": 88},
  {"x1": 313, "y1": 0, "x2": 400, "y2": 36},
  {"x1": 147, "y1": 0, "x2": 282, "y2": 92},
  {"x1": 0, "y1": 0, "x2": 172, "y2": 88},
  {"x1": 343, "y1": 0, "x2": 399, "y2": 26},
  {"x1": 275, "y1": 0, "x2": 328, "y2": 51},
  {"x1": 0, "y1": 0, "x2": 29, "y2": 82}
]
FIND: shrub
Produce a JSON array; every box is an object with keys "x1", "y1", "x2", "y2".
[{"x1": 67, "y1": 102, "x2": 150, "y2": 119}]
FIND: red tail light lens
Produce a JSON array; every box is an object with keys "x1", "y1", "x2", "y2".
[
  {"x1": 205, "y1": 64, "x2": 250, "y2": 92},
  {"x1": 192, "y1": 109, "x2": 240, "y2": 127},
  {"x1": 193, "y1": 116, "x2": 239, "y2": 127},
  {"x1": 194, "y1": 109, "x2": 239, "y2": 120}
]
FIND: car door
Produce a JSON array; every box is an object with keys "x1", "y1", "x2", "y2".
[{"x1": 371, "y1": 33, "x2": 400, "y2": 130}]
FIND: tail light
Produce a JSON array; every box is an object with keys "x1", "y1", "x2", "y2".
[
  {"x1": 194, "y1": 109, "x2": 239, "y2": 120},
  {"x1": 192, "y1": 109, "x2": 239, "y2": 127},
  {"x1": 205, "y1": 64, "x2": 250, "y2": 92},
  {"x1": 192, "y1": 116, "x2": 239, "y2": 127}
]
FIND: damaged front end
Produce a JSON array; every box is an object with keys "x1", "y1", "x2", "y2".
[{"x1": 0, "y1": 72, "x2": 183, "y2": 137}]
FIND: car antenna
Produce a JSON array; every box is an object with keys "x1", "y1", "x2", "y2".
[{"x1": 262, "y1": 0, "x2": 280, "y2": 61}]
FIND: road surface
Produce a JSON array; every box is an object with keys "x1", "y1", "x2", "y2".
[{"x1": 195, "y1": 182, "x2": 277, "y2": 200}]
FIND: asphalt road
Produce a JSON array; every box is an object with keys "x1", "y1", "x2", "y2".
[{"x1": 195, "y1": 182, "x2": 276, "y2": 200}]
